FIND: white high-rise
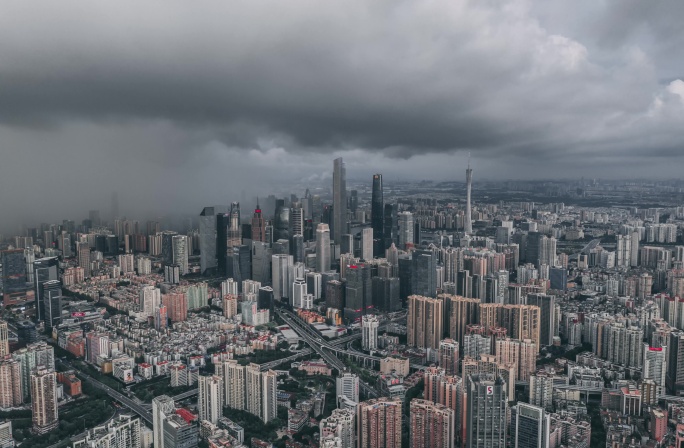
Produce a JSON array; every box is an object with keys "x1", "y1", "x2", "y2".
[
  {"x1": 361, "y1": 228, "x2": 373, "y2": 261},
  {"x1": 316, "y1": 224, "x2": 331, "y2": 273},
  {"x1": 198, "y1": 375, "x2": 224, "y2": 424},
  {"x1": 336, "y1": 372, "x2": 359, "y2": 406},
  {"x1": 223, "y1": 360, "x2": 246, "y2": 411},
  {"x1": 362, "y1": 315, "x2": 379, "y2": 351},
  {"x1": 292, "y1": 278, "x2": 308, "y2": 309},
  {"x1": 152, "y1": 395, "x2": 174, "y2": 448},
  {"x1": 140, "y1": 285, "x2": 161, "y2": 317},
  {"x1": 320, "y1": 408, "x2": 355, "y2": 448}
]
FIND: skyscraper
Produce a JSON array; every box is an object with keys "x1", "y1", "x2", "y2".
[
  {"x1": 316, "y1": 223, "x2": 331, "y2": 273},
  {"x1": 198, "y1": 375, "x2": 224, "y2": 424},
  {"x1": 251, "y1": 201, "x2": 266, "y2": 242},
  {"x1": 411, "y1": 249, "x2": 437, "y2": 298},
  {"x1": 362, "y1": 315, "x2": 379, "y2": 351},
  {"x1": 0, "y1": 321, "x2": 8, "y2": 357},
  {"x1": 407, "y1": 295, "x2": 444, "y2": 351},
  {"x1": 31, "y1": 367, "x2": 59, "y2": 434},
  {"x1": 271, "y1": 254, "x2": 293, "y2": 303},
  {"x1": 333, "y1": 157, "x2": 347, "y2": 243},
  {"x1": 443, "y1": 294, "x2": 480, "y2": 344},
  {"x1": 398, "y1": 212, "x2": 414, "y2": 249},
  {"x1": 357, "y1": 397, "x2": 402, "y2": 448},
  {"x1": 371, "y1": 174, "x2": 384, "y2": 254},
  {"x1": 344, "y1": 264, "x2": 371, "y2": 321},
  {"x1": 216, "y1": 213, "x2": 229, "y2": 275},
  {"x1": 466, "y1": 374, "x2": 507, "y2": 448},
  {"x1": 336, "y1": 372, "x2": 359, "y2": 406},
  {"x1": 409, "y1": 399, "x2": 455, "y2": 448},
  {"x1": 465, "y1": 159, "x2": 473, "y2": 235},
  {"x1": 0, "y1": 358, "x2": 22, "y2": 408},
  {"x1": 152, "y1": 395, "x2": 175, "y2": 448},
  {"x1": 199, "y1": 206, "x2": 217, "y2": 274},
  {"x1": 171, "y1": 235, "x2": 188, "y2": 275},
  {"x1": 33, "y1": 257, "x2": 59, "y2": 323},
  {"x1": 320, "y1": 408, "x2": 355, "y2": 448},
  {"x1": 513, "y1": 402, "x2": 549, "y2": 448},
  {"x1": 0, "y1": 249, "x2": 26, "y2": 294},
  {"x1": 439, "y1": 338, "x2": 460, "y2": 376},
  {"x1": 76, "y1": 414, "x2": 141, "y2": 447},
  {"x1": 383, "y1": 204, "x2": 398, "y2": 250},
  {"x1": 360, "y1": 227, "x2": 374, "y2": 261},
  {"x1": 227, "y1": 202, "x2": 242, "y2": 249},
  {"x1": 39, "y1": 280, "x2": 62, "y2": 329}
]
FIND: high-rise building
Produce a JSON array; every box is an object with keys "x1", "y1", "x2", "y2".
[
  {"x1": 171, "y1": 235, "x2": 188, "y2": 275},
  {"x1": 398, "y1": 212, "x2": 414, "y2": 249},
  {"x1": 408, "y1": 295, "x2": 444, "y2": 351},
  {"x1": 371, "y1": 276, "x2": 400, "y2": 312},
  {"x1": 439, "y1": 339, "x2": 460, "y2": 376},
  {"x1": 162, "y1": 293, "x2": 188, "y2": 323},
  {"x1": 333, "y1": 158, "x2": 347, "y2": 244},
  {"x1": 465, "y1": 160, "x2": 473, "y2": 235},
  {"x1": 273, "y1": 199, "x2": 290, "y2": 242},
  {"x1": 216, "y1": 213, "x2": 229, "y2": 275},
  {"x1": 525, "y1": 294, "x2": 556, "y2": 347},
  {"x1": 643, "y1": 344, "x2": 667, "y2": 397},
  {"x1": 357, "y1": 397, "x2": 402, "y2": 448},
  {"x1": 0, "y1": 358, "x2": 23, "y2": 408},
  {"x1": 383, "y1": 204, "x2": 398, "y2": 250},
  {"x1": 271, "y1": 254, "x2": 293, "y2": 303},
  {"x1": 39, "y1": 280, "x2": 62, "y2": 329},
  {"x1": 12, "y1": 342, "x2": 54, "y2": 402},
  {"x1": 33, "y1": 257, "x2": 59, "y2": 322},
  {"x1": 141, "y1": 285, "x2": 162, "y2": 317},
  {"x1": 0, "y1": 321, "x2": 9, "y2": 357},
  {"x1": 161, "y1": 231, "x2": 178, "y2": 266},
  {"x1": 466, "y1": 374, "x2": 507, "y2": 448},
  {"x1": 513, "y1": 402, "x2": 549, "y2": 448},
  {"x1": 344, "y1": 264, "x2": 371, "y2": 321},
  {"x1": 74, "y1": 414, "x2": 141, "y2": 448},
  {"x1": 409, "y1": 399, "x2": 455, "y2": 448},
  {"x1": 362, "y1": 315, "x2": 379, "y2": 351},
  {"x1": 443, "y1": 294, "x2": 480, "y2": 345},
  {"x1": 163, "y1": 414, "x2": 199, "y2": 448},
  {"x1": 371, "y1": 174, "x2": 384, "y2": 255},
  {"x1": 30, "y1": 367, "x2": 58, "y2": 434},
  {"x1": 223, "y1": 360, "x2": 246, "y2": 411},
  {"x1": 411, "y1": 250, "x2": 437, "y2": 298},
  {"x1": 251, "y1": 201, "x2": 266, "y2": 243},
  {"x1": 316, "y1": 224, "x2": 331, "y2": 273},
  {"x1": 226, "y1": 245, "x2": 251, "y2": 286},
  {"x1": 198, "y1": 375, "x2": 224, "y2": 424},
  {"x1": 0, "y1": 250, "x2": 26, "y2": 294},
  {"x1": 496, "y1": 338, "x2": 537, "y2": 382},
  {"x1": 227, "y1": 202, "x2": 242, "y2": 249},
  {"x1": 336, "y1": 372, "x2": 359, "y2": 407},
  {"x1": 199, "y1": 206, "x2": 217, "y2": 275},
  {"x1": 320, "y1": 408, "x2": 355, "y2": 448},
  {"x1": 78, "y1": 243, "x2": 90, "y2": 278},
  {"x1": 361, "y1": 228, "x2": 373, "y2": 261},
  {"x1": 152, "y1": 395, "x2": 175, "y2": 448}
]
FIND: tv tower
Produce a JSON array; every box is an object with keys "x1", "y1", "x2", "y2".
[{"x1": 465, "y1": 154, "x2": 473, "y2": 235}]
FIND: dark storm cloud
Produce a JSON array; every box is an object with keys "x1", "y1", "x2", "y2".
[
  {"x1": 0, "y1": 0, "x2": 683, "y2": 233},
  {"x1": 0, "y1": 0, "x2": 681, "y2": 161}
]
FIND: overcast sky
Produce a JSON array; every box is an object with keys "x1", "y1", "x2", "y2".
[{"x1": 1, "y1": 0, "x2": 683, "y2": 230}]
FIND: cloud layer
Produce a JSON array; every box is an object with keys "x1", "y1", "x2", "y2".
[{"x1": 0, "y1": 0, "x2": 682, "y2": 229}]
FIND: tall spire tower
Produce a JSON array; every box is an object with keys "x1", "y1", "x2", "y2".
[{"x1": 465, "y1": 154, "x2": 473, "y2": 235}]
